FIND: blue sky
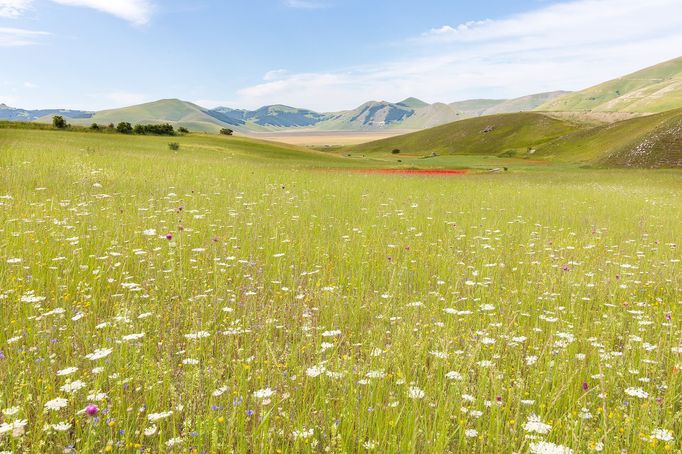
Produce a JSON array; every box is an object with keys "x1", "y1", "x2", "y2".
[{"x1": 2, "y1": 0, "x2": 682, "y2": 111}]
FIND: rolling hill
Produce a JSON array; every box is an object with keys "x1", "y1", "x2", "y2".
[
  {"x1": 79, "y1": 99, "x2": 243, "y2": 133},
  {"x1": 348, "y1": 108, "x2": 682, "y2": 168},
  {"x1": 347, "y1": 112, "x2": 584, "y2": 156},
  {"x1": 534, "y1": 108, "x2": 682, "y2": 168},
  {"x1": 538, "y1": 57, "x2": 682, "y2": 113}
]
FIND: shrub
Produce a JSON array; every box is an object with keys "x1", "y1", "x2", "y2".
[
  {"x1": 116, "y1": 122, "x2": 133, "y2": 134},
  {"x1": 133, "y1": 123, "x2": 176, "y2": 136},
  {"x1": 168, "y1": 142, "x2": 180, "y2": 151},
  {"x1": 90, "y1": 123, "x2": 101, "y2": 130},
  {"x1": 178, "y1": 127, "x2": 189, "y2": 134},
  {"x1": 220, "y1": 128, "x2": 233, "y2": 136},
  {"x1": 52, "y1": 115, "x2": 68, "y2": 129},
  {"x1": 391, "y1": 149, "x2": 401, "y2": 154}
]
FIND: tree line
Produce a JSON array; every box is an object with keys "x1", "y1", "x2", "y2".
[{"x1": 52, "y1": 115, "x2": 189, "y2": 136}]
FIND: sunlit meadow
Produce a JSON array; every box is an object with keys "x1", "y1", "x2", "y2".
[{"x1": 0, "y1": 131, "x2": 680, "y2": 453}]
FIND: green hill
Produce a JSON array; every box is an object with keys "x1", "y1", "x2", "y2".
[
  {"x1": 535, "y1": 108, "x2": 682, "y2": 168},
  {"x1": 79, "y1": 99, "x2": 241, "y2": 133},
  {"x1": 347, "y1": 108, "x2": 681, "y2": 168},
  {"x1": 347, "y1": 112, "x2": 584, "y2": 155},
  {"x1": 538, "y1": 57, "x2": 682, "y2": 113}
]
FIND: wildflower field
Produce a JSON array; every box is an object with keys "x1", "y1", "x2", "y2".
[{"x1": 0, "y1": 129, "x2": 680, "y2": 453}]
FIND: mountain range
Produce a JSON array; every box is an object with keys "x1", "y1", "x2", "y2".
[
  {"x1": 2, "y1": 57, "x2": 681, "y2": 134},
  {"x1": 0, "y1": 92, "x2": 567, "y2": 134}
]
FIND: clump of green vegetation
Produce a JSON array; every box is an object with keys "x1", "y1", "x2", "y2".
[
  {"x1": 116, "y1": 121, "x2": 133, "y2": 134},
  {"x1": 168, "y1": 142, "x2": 180, "y2": 150},
  {"x1": 220, "y1": 128, "x2": 233, "y2": 135},
  {"x1": 52, "y1": 115, "x2": 69, "y2": 129},
  {"x1": 134, "y1": 123, "x2": 176, "y2": 136}
]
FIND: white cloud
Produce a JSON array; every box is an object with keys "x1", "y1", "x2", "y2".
[
  {"x1": 50, "y1": 0, "x2": 153, "y2": 25},
  {"x1": 0, "y1": 27, "x2": 49, "y2": 46},
  {"x1": 0, "y1": 0, "x2": 32, "y2": 18},
  {"x1": 234, "y1": 0, "x2": 682, "y2": 111}
]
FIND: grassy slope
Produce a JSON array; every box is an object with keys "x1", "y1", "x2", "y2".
[
  {"x1": 0, "y1": 128, "x2": 352, "y2": 168},
  {"x1": 76, "y1": 99, "x2": 229, "y2": 133},
  {"x1": 535, "y1": 108, "x2": 682, "y2": 167},
  {"x1": 483, "y1": 91, "x2": 569, "y2": 115},
  {"x1": 539, "y1": 57, "x2": 682, "y2": 113},
  {"x1": 347, "y1": 112, "x2": 583, "y2": 156}
]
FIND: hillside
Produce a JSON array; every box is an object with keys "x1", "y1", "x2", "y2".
[
  {"x1": 80, "y1": 99, "x2": 243, "y2": 133},
  {"x1": 212, "y1": 105, "x2": 328, "y2": 130},
  {"x1": 484, "y1": 92, "x2": 569, "y2": 115},
  {"x1": 535, "y1": 108, "x2": 682, "y2": 168},
  {"x1": 317, "y1": 101, "x2": 415, "y2": 130},
  {"x1": 347, "y1": 112, "x2": 584, "y2": 155},
  {"x1": 539, "y1": 57, "x2": 682, "y2": 113}
]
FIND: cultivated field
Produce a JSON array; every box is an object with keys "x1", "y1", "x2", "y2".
[{"x1": 0, "y1": 129, "x2": 680, "y2": 453}]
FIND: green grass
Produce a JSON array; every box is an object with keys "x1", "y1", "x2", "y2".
[
  {"x1": 539, "y1": 57, "x2": 682, "y2": 113},
  {"x1": 535, "y1": 109, "x2": 682, "y2": 167},
  {"x1": 0, "y1": 128, "x2": 681, "y2": 453},
  {"x1": 345, "y1": 112, "x2": 585, "y2": 156}
]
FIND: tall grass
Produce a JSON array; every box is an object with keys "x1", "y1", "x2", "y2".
[{"x1": 0, "y1": 129, "x2": 680, "y2": 453}]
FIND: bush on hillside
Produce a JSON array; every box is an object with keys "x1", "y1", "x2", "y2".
[
  {"x1": 220, "y1": 128, "x2": 233, "y2": 136},
  {"x1": 178, "y1": 127, "x2": 189, "y2": 134},
  {"x1": 116, "y1": 122, "x2": 133, "y2": 134},
  {"x1": 52, "y1": 115, "x2": 68, "y2": 129},
  {"x1": 168, "y1": 142, "x2": 180, "y2": 151},
  {"x1": 90, "y1": 123, "x2": 100, "y2": 130}
]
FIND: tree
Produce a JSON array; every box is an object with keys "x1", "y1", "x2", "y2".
[
  {"x1": 52, "y1": 115, "x2": 68, "y2": 129},
  {"x1": 220, "y1": 128, "x2": 233, "y2": 136},
  {"x1": 116, "y1": 122, "x2": 133, "y2": 134},
  {"x1": 90, "y1": 123, "x2": 100, "y2": 130},
  {"x1": 178, "y1": 127, "x2": 189, "y2": 134}
]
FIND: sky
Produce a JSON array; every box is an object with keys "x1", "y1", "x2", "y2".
[{"x1": 1, "y1": 0, "x2": 682, "y2": 112}]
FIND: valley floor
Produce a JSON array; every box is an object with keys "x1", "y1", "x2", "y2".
[{"x1": 243, "y1": 129, "x2": 414, "y2": 147}]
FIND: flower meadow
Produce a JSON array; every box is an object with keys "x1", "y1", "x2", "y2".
[{"x1": 0, "y1": 132, "x2": 680, "y2": 452}]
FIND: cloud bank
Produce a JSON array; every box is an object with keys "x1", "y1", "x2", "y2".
[{"x1": 234, "y1": 0, "x2": 682, "y2": 110}]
